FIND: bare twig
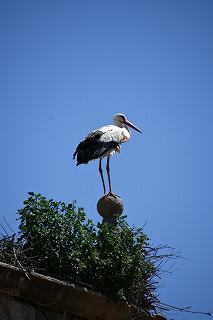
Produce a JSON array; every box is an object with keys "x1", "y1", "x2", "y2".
[
  {"x1": 3, "y1": 217, "x2": 16, "y2": 234},
  {"x1": 158, "y1": 302, "x2": 211, "y2": 317},
  {"x1": 12, "y1": 247, "x2": 30, "y2": 280}
]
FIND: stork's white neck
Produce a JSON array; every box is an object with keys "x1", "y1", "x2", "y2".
[
  {"x1": 120, "y1": 125, "x2": 131, "y2": 142},
  {"x1": 116, "y1": 123, "x2": 131, "y2": 135}
]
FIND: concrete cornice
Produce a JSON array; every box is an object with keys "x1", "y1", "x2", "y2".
[{"x1": 0, "y1": 262, "x2": 165, "y2": 320}]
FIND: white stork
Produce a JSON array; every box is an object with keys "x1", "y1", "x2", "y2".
[{"x1": 73, "y1": 113, "x2": 142, "y2": 195}]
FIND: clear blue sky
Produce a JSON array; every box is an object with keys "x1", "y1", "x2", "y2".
[{"x1": 0, "y1": 1, "x2": 212, "y2": 318}]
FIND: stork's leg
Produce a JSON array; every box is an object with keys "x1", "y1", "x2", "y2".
[
  {"x1": 99, "y1": 159, "x2": 106, "y2": 194},
  {"x1": 106, "y1": 156, "x2": 113, "y2": 195}
]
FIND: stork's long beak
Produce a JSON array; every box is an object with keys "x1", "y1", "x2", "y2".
[{"x1": 125, "y1": 119, "x2": 142, "y2": 133}]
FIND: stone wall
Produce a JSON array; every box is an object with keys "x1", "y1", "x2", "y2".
[{"x1": 0, "y1": 262, "x2": 165, "y2": 320}]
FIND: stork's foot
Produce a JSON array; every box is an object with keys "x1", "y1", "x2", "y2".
[{"x1": 104, "y1": 192, "x2": 118, "y2": 199}]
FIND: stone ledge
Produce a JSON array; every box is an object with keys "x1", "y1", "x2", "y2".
[{"x1": 0, "y1": 262, "x2": 165, "y2": 320}]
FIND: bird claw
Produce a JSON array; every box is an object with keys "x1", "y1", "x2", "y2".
[{"x1": 104, "y1": 192, "x2": 118, "y2": 199}]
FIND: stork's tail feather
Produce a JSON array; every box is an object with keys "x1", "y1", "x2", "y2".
[
  {"x1": 73, "y1": 150, "x2": 81, "y2": 166},
  {"x1": 73, "y1": 138, "x2": 119, "y2": 165}
]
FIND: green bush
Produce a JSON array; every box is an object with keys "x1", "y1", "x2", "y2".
[{"x1": 3, "y1": 192, "x2": 164, "y2": 313}]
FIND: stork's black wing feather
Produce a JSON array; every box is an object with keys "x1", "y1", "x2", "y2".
[{"x1": 73, "y1": 134, "x2": 119, "y2": 165}]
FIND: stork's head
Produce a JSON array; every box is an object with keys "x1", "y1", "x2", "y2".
[{"x1": 113, "y1": 113, "x2": 142, "y2": 133}]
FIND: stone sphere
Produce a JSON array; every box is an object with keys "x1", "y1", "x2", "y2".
[{"x1": 97, "y1": 194, "x2": 124, "y2": 223}]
